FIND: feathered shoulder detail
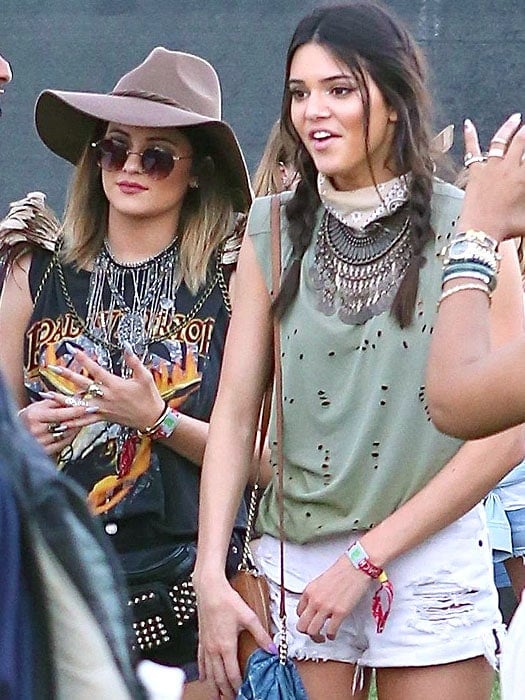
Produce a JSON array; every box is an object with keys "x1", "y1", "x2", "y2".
[
  {"x1": 0, "y1": 191, "x2": 60, "y2": 264},
  {"x1": 221, "y1": 212, "x2": 247, "y2": 267}
]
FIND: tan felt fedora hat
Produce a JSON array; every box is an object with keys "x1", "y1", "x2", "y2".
[{"x1": 35, "y1": 47, "x2": 252, "y2": 211}]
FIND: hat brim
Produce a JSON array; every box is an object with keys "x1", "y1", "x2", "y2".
[{"x1": 35, "y1": 90, "x2": 252, "y2": 211}]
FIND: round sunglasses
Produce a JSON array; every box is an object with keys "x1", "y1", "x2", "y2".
[{"x1": 91, "y1": 137, "x2": 192, "y2": 180}]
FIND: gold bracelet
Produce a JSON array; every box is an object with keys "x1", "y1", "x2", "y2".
[
  {"x1": 437, "y1": 282, "x2": 491, "y2": 309},
  {"x1": 137, "y1": 402, "x2": 169, "y2": 437}
]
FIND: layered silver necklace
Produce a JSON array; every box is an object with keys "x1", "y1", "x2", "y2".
[
  {"x1": 86, "y1": 238, "x2": 179, "y2": 366},
  {"x1": 310, "y1": 205, "x2": 413, "y2": 325}
]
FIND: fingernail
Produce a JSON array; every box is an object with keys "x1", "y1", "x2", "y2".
[
  {"x1": 510, "y1": 112, "x2": 522, "y2": 122},
  {"x1": 38, "y1": 391, "x2": 55, "y2": 399},
  {"x1": 464, "y1": 118, "x2": 473, "y2": 130},
  {"x1": 268, "y1": 642, "x2": 278, "y2": 654},
  {"x1": 65, "y1": 342, "x2": 78, "y2": 355},
  {"x1": 85, "y1": 406, "x2": 100, "y2": 414},
  {"x1": 48, "y1": 364, "x2": 63, "y2": 374},
  {"x1": 122, "y1": 341, "x2": 135, "y2": 355}
]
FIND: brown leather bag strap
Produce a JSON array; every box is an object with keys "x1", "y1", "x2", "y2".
[{"x1": 269, "y1": 195, "x2": 289, "y2": 653}]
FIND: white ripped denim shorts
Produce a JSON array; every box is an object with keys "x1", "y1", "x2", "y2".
[{"x1": 252, "y1": 504, "x2": 504, "y2": 669}]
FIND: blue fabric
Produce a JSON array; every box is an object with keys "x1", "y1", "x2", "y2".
[
  {"x1": 0, "y1": 373, "x2": 146, "y2": 699},
  {"x1": 485, "y1": 459, "x2": 525, "y2": 563},
  {"x1": 0, "y1": 475, "x2": 35, "y2": 699},
  {"x1": 484, "y1": 491, "x2": 513, "y2": 562},
  {"x1": 237, "y1": 649, "x2": 308, "y2": 700}
]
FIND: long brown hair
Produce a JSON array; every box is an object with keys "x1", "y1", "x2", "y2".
[
  {"x1": 275, "y1": 0, "x2": 435, "y2": 328},
  {"x1": 60, "y1": 123, "x2": 235, "y2": 293}
]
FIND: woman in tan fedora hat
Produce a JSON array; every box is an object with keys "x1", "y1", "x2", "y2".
[{"x1": 0, "y1": 47, "x2": 266, "y2": 696}]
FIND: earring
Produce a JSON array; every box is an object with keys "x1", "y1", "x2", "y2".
[{"x1": 189, "y1": 179, "x2": 199, "y2": 189}]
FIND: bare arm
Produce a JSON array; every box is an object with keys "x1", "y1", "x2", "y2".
[
  {"x1": 0, "y1": 254, "x2": 100, "y2": 453},
  {"x1": 0, "y1": 253, "x2": 34, "y2": 406},
  {"x1": 427, "y1": 117, "x2": 525, "y2": 438},
  {"x1": 193, "y1": 233, "x2": 274, "y2": 697}
]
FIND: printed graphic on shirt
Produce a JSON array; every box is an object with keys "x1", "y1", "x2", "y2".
[{"x1": 24, "y1": 310, "x2": 215, "y2": 515}]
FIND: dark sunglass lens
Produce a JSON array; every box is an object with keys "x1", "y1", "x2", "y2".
[
  {"x1": 96, "y1": 139, "x2": 128, "y2": 171},
  {"x1": 142, "y1": 147, "x2": 175, "y2": 180}
]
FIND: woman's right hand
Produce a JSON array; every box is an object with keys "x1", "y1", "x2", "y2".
[
  {"x1": 18, "y1": 395, "x2": 100, "y2": 456},
  {"x1": 194, "y1": 573, "x2": 274, "y2": 699},
  {"x1": 459, "y1": 114, "x2": 525, "y2": 241}
]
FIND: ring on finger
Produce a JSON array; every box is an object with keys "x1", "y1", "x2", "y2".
[
  {"x1": 487, "y1": 147, "x2": 506, "y2": 159},
  {"x1": 48, "y1": 422, "x2": 67, "y2": 436},
  {"x1": 464, "y1": 154, "x2": 486, "y2": 167},
  {"x1": 490, "y1": 137, "x2": 509, "y2": 147},
  {"x1": 83, "y1": 381, "x2": 104, "y2": 399}
]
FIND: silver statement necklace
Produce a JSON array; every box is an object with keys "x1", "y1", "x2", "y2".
[
  {"x1": 310, "y1": 206, "x2": 413, "y2": 325},
  {"x1": 86, "y1": 238, "x2": 179, "y2": 362}
]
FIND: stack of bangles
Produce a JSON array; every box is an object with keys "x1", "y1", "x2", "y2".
[
  {"x1": 346, "y1": 540, "x2": 394, "y2": 633},
  {"x1": 438, "y1": 229, "x2": 500, "y2": 308},
  {"x1": 137, "y1": 402, "x2": 182, "y2": 440}
]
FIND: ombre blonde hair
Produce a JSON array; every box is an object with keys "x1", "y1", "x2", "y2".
[
  {"x1": 252, "y1": 119, "x2": 297, "y2": 197},
  {"x1": 60, "y1": 123, "x2": 235, "y2": 294}
]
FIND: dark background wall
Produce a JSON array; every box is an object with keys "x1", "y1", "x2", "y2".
[{"x1": 1, "y1": 0, "x2": 524, "y2": 214}]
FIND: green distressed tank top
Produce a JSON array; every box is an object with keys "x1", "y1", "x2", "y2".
[{"x1": 249, "y1": 179, "x2": 464, "y2": 544}]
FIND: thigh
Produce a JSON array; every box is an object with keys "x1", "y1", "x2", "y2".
[
  {"x1": 296, "y1": 659, "x2": 371, "y2": 700},
  {"x1": 183, "y1": 678, "x2": 216, "y2": 700},
  {"x1": 504, "y1": 556, "x2": 525, "y2": 598},
  {"x1": 376, "y1": 656, "x2": 494, "y2": 700}
]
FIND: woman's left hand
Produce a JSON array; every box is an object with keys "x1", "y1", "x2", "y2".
[
  {"x1": 46, "y1": 346, "x2": 165, "y2": 430},
  {"x1": 296, "y1": 554, "x2": 371, "y2": 641}
]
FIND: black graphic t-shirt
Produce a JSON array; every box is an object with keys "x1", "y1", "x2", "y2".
[{"x1": 25, "y1": 248, "x2": 244, "y2": 556}]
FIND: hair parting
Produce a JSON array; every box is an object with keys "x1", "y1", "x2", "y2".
[{"x1": 274, "y1": 0, "x2": 435, "y2": 327}]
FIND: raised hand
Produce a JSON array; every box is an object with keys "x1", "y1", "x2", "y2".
[
  {"x1": 44, "y1": 345, "x2": 165, "y2": 432},
  {"x1": 459, "y1": 113, "x2": 525, "y2": 241}
]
